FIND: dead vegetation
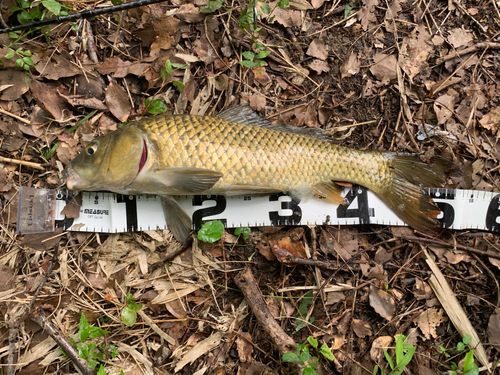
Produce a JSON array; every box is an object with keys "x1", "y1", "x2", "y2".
[{"x1": 0, "y1": 0, "x2": 500, "y2": 373}]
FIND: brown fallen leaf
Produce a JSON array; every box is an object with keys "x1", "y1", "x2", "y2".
[
  {"x1": 59, "y1": 93, "x2": 108, "y2": 111},
  {"x1": 351, "y1": 318, "x2": 372, "y2": 338},
  {"x1": 479, "y1": 107, "x2": 500, "y2": 134},
  {"x1": 369, "y1": 285, "x2": 395, "y2": 320},
  {"x1": 95, "y1": 57, "x2": 131, "y2": 75},
  {"x1": 370, "y1": 336, "x2": 393, "y2": 364},
  {"x1": 340, "y1": 52, "x2": 360, "y2": 78},
  {"x1": 415, "y1": 307, "x2": 447, "y2": 340},
  {"x1": 0, "y1": 69, "x2": 31, "y2": 101},
  {"x1": 413, "y1": 278, "x2": 433, "y2": 300},
  {"x1": 236, "y1": 332, "x2": 253, "y2": 362},
  {"x1": 105, "y1": 81, "x2": 131, "y2": 122},
  {"x1": 306, "y1": 38, "x2": 328, "y2": 60},
  {"x1": 30, "y1": 80, "x2": 71, "y2": 121},
  {"x1": 487, "y1": 312, "x2": 500, "y2": 345},
  {"x1": 175, "y1": 4, "x2": 204, "y2": 22},
  {"x1": 289, "y1": 0, "x2": 313, "y2": 9},
  {"x1": 447, "y1": 28, "x2": 473, "y2": 49},
  {"x1": 271, "y1": 235, "x2": 307, "y2": 264},
  {"x1": 34, "y1": 52, "x2": 81, "y2": 80},
  {"x1": 60, "y1": 193, "x2": 82, "y2": 219},
  {"x1": 370, "y1": 53, "x2": 397, "y2": 84},
  {"x1": 309, "y1": 59, "x2": 330, "y2": 74},
  {"x1": 434, "y1": 94, "x2": 456, "y2": 125},
  {"x1": 0, "y1": 265, "x2": 14, "y2": 293},
  {"x1": 399, "y1": 24, "x2": 433, "y2": 81},
  {"x1": 358, "y1": 0, "x2": 379, "y2": 31},
  {"x1": 249, "y1": 94, "x2": 266, "y2": 111}
]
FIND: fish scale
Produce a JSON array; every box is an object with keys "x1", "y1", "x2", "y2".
[
  {"x1": 65, "y1": 105, "x2": 454, "y2": 242},
  {"x1": 137, "y1": 115, "x2": 387, "y2": 193}
]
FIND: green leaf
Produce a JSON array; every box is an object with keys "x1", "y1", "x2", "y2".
[
  {"x1": 302, "y1": 367, "x2": 317, "y2": 375},
  {"x1": 8, "y1": 32, "x2": 19, "y2": 39},
  {"x1": 462, "y1": 334, "x2": 472, "y2": 345},
  {"x1": 5, "y1": 49, "x2": 15, "y2": 59},
  {"x1": 234, "y1": 227, "x2": 250, "y2": 239},
  {"x1": 147, "y1": 99, "x2": 167, "y2": 115},
  {"x1": 277, "y1": 0, "x2": 289, "y2": 8},
  {"x1": 457, "y1": 342, "x2": 465, "y2": 351},
  {"x1": 97, "y1": 364, "x2": 106, "y2": 375},
  {"x1": 282, "y1": 352, "x2": 302, "y2": 364},
  {"x1": 239, "y1": 60, "x2": 257, "y2": 68},
  {"x1": 109, "y1": 344, "x2": 119, "y2": 358},
  {"x1": 242, "y1": 51, "x2": 255, "y2": 60},
  {"x1": 320, "y1": 343, "x2": 335, "y2": 361},
  {"x1": 397, "y1": 345, "x2": 416, "y2": 368},
  {"x1": 255, "y1": 50, "x2": 270, "y2": 59},
  {"x1": 373, "y1": 365, "x2": 379, "y2": 375},
  {"x1": 111, "y1": 0, "x2": 123, "y2": 4},
  {"x1": 198, "y1": 220, "x2": 225, "y2": 243},
  {"x1": 172, "y1": 80, "x2": 184, "y2": 93},
  {"x1": 22, "y1": 56, "x2": 34, "y2": 66},
  {"x1": 395, "y1": 334, "x2": 404, "y2": 365},
  {"x1": 121, "y1": 306, "x2": 137, "y2": 327},
  {"x1": 120, "y1": 371, "x2": 125, "y2": 375},
  {"x1": 15, "y1": 59, "x2": 24, "y2": 68},
  {"x1": 165, "y1": 59, "x2": 172, "y2": 74},
  {"x1": 41, "y1": 0, "x2": 62, "y2": 15},
  {"x1": 87, "y1": 326, "x2": 111, "y2": 339},
  {"x1": 77, "y1": 342, "x2": 90, "y2": 358},
  {"x1": 172, "y1": 63, "x2": 189, "y2": 69},
  {"x1": 79, "y1": 313, "x2": 91, "y2": 341},
  {"x1": 126, "y1": 293, "x2": 143, "y2": 311},
  {"x1": 86, "y1": 357, "x2": 99, "y2": 370},
  {"x1": 463, "y1": 349, "x2": 475, "y2": 372},
  {"x1": 255, "y1": 60, "x2": 267, "y2": 67},
  {"x1": 201, "y1": 0, "x2": 225, "y2": 13},
  {"x1": 344, "y1": 4, "x2": 352, "y2": 19},
  {"x1": 383, "y1": 349, "x2": 394, "y2": 370},
  {"x1": 307, "y1": 336, "x2": 318, "y2": 349},
  {"x1": 260, "y1": 3, "x2": 271, "y2": 14},
  {"x1": 20, "y1": 49, "x2": 31, "y2": 56}
]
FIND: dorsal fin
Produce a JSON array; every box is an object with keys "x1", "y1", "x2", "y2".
[{"x1": 216, "y1": 104, "x2": 334, "y2": 142}]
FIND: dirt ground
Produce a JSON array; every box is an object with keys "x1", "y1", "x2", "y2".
[{"x1": 0, "y1": 0, "x2": 499, "y2": 373}]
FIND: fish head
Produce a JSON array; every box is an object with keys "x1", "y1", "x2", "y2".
[{"x1": 65, "y1": 126, "x2": 147, "y2": 191}]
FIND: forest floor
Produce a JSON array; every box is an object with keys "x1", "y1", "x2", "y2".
[{"x1": 0, "y1": 0, "x2": 500, "y2": 373}]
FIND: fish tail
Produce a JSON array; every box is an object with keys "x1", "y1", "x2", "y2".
[{"x1": 374, "y1": 154, "x2": 454, "y2": 232}]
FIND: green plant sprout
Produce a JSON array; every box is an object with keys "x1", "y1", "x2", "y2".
[
  {"x1": 373, "y1": 334, "x2": 416, "y2": 375},
  {"x1": 121, "y1": 293, "x2": 143, "y2": 327},
  {"x1": 68, "y1": 313, "x2": 117, "y2": 372},
  {"x1": 438, "y1": 335, "x2": 479, "y2": 375},
  {"x1": 282, "y1": 336, "x2": 334, "y2": 375},
  {"x1": 4, "y1": 47, "x2": 34, "y2": 70},
  {"x1": 295, "y1": 290, "x2": 315, "y2": 332},
  {"x1": 201, "y1": 0, "x2": 226, "y2": 13},
  {"x1": 234, "y1": 227, "x2": 250, "y2": 239},
  {"x1": 198, "y1": 220, "x2": 225, "y2": 243},
  {"x1": 144, "y1": 98, "x2": 167, "y2": 115},
  {"x1": 160, "y1": 59, "x2": 186, "y2": 91}
]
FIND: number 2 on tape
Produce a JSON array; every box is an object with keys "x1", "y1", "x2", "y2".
[{"x1": 192, "y1": 195, "x2": 227, "y2": 229}]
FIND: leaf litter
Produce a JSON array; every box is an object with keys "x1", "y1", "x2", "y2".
[{"x1": 1, "y1": 0, "x2": 500, "y2": 373}]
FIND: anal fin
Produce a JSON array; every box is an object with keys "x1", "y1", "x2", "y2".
[{"x1": 161, "y1": 196, "x2": 192, "y2": 243}]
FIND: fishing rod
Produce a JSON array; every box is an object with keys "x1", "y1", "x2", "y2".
[{"x1": 0, "y1": 0, "x2": 168, "y2": 34}]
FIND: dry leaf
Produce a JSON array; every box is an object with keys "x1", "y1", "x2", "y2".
[
  {"x1": 0, "y1": 70, "x2": 30, "y2": 101},
  {"x1": 434, "y1": 94, "x2": 456, "y2": 125},
  {"x1": 289, "y1": 0, "x2": 313, "y2": 9},
  {"x1": 249, "y1": 94, "x2": 266, "y2": 111},
  {"x1": 413, "y1": 278, "x2": 433, "y2": 300},
  {"x1": 351, "y1": 319, "x2": 372, "y2": 338},
  {"x1": 340, "y1": 52, "x2": 360, "y2": 78},
  {"x1": 370, "y1": 53, "x2": 397, "y2": 84},
  {"x1": 447, "y1": 28, "x2": 473, "y2": 49},
  {"x1": 369, "y1": 285, "x2": 395, "y2": 320},
  {"x1": 105, "y1": 82, "x2": 131, "y2": 122},
  {"x1": 175, "y1": 4, "x2": 204, "y2": 22},
  {"x1": 415, "y1": 307, "x2": 447, "y2": 339},
  {"x1": 358, "y1": 0, "x2": 379, "y2": 31},
  {"x1": 487, "y1": 312, "x2": 500, "y2": 345},
  {"x1": 35, "y1": 52, "x2": 81, "y2": 80},
  {"x1": 399, "y1": 24, "x2": 433, "y2": 81},
  {"x1": 370, "y1": 336, "x2": 393, "y2": 363},
  {"x1": 30, "y1": 80, "x2": 70, "y2": 121},
  {"x1": 306, "y1": 39, "x2": 328, "y2": 60},
  {"x1": 236, "y1": 332, "x2": 253, "y2": 362},
  {"x1": 479, "y1": 107, "x2": 500, "y2": 134}
]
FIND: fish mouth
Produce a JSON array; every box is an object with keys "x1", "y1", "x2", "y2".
[
  {"x1": 64, "y1": 165, "x2": 83, "y2": 190},
  {"x1": 137, "y1": 140, "x2": 148, "y2": 175}
]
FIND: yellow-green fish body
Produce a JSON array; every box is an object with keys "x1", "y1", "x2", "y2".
[{"x1": 65, "y1": 105, "x2": 452, "y2": 242}]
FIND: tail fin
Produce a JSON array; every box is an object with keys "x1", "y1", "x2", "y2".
[{"x1": 375, "y1": 154, "x2": 454, "y2": 232}]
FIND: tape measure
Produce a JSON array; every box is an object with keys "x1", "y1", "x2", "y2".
[{"x1": 16, "y1": 186, "x2": 500, "y2": 234}]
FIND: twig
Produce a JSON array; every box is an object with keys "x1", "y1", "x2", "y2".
[
  {"x1": 0, "y1": 107, "x2": 31, "y2": 124},
  {"x1": 149, "y1": 237, "x2": 193, "y2": 272},
  {"x1": 401, "y1": 235, "x2": 500, "y2": 260},
  {"x1": 85, "y1": 21, "x2": 99, "y2": 64},
  {"x1": 282, "y1": 254, "x2": 359, "y2": 270},
  {"x1": 234, "y1": 268, "x2": 297, "y2": 355},
  {"x1": 0, "y1": 155, "x2": 45, "y2": 171},
  {"x1": 31, "y1": 307, "x2": 97, "y2": 375},
  {"x1": 436, "y1": 42, "x2": 500, "y2": 65},
  {"x1": 7, "y1": 246, "x2": 59, "y2": 375},
  {"x1": 453, "y1": 0, "x2": 487, "y2": 33}
]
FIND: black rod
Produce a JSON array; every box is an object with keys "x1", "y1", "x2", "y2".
[{"x1": 0, "y1": 0, "x2": 168, "y2": 34}]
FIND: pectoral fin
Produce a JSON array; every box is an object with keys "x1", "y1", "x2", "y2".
[
  {"x1": 161, "y1": 196, "x2": 192, "y2": 243},
  {"x1": 153, "y1": 168, "x2": 223, "y2": 192},
  {"x1": 311, "y1": 182, "x2": 345, "y2": 204}
]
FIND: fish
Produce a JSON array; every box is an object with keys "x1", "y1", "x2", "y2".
[{"x1": 64, "y1": 105, "x2": 453, "y2": 243}]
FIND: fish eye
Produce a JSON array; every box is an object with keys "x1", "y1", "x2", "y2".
[{"x1": 86, "y1": 142, "x2": 98, "y2": 155}]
